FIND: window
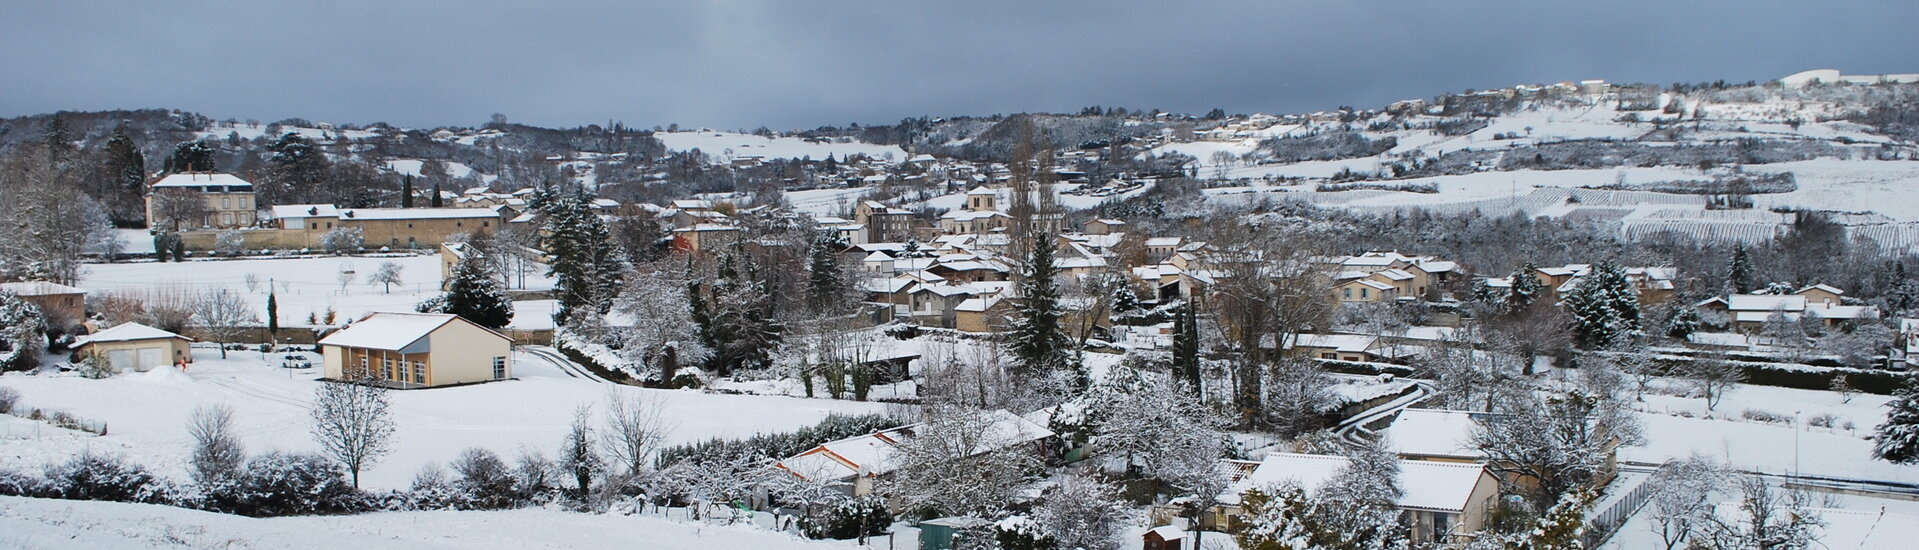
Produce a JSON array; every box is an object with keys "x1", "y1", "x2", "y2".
[
  {"x1": 412, "y1": 362, "x2": 426, "y2": 384},
  {"x1": 1320, "y1": 352, "x2": 1336, "y2": 359},
  {"x1": 383, "y1": 358, "x2": 394, "y2": 379},
  {"x1": 239, "y1": 197, "x2": 249, "y2": 209},
  {"x1": 222, "y1": 197, "x2": 231, "y2": 209},
  {"x1": 456, "y1": 222, "x2": 463, "y2": 227},
  {"x1": 1430, "y1": 512, "x2": 1452, "y2": 542},
  {"x1": 1342, "y1": 287, "x2": 1352, "y2": 299},
  {"x1": 221, "y1": 213, "x2": 233, "y2": 225},
  {"x1": 492, "y1": 357, "x2": 507, "y2": 379},
  {"x1": 1360, "y1": 288, "x2": 1370, "y2": 299},
  {"x1": 358, "y1": 356, "x2": 368, "y2": 376}
]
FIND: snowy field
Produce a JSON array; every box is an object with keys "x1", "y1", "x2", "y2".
[
  {"x1": 0, "y1": 495, "x2": 850, "y2": 550},
  {"x1": 656, "y1": 131, "x2": 907, "y2": 165},
  {"x1": 78, "y1": 254, "x2": 558, "y2": 330},
  {"x1": 1619, "y1": 380, "x2": 1916, "y2": 483},
  {"x1": 0, "y1": 348, "x2": 890, "y2": 489}
]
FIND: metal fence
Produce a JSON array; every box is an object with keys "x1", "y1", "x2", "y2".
[{"x1": 1583, "y1": 475, "x2": 1656, "y2": 547}]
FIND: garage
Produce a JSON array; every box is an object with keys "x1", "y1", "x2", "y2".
[{"x1": 72, "y1": 323, "x2": 194, "y2": 373}]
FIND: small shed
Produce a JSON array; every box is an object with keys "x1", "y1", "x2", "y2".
[
  {"x1": 1143, "y1": 525, "x2": 1186, "y2": 550},
  {"x1": 919, "y1": 517, "x2": 991, "y2": 550},
  {"x1": 73, "y1": 322, "x2": 194, "y2": 372}
]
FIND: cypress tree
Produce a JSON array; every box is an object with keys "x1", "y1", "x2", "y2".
[
  {"x1": 805, "y1": 230, "x2": 849, "y2": 313},
  {"x1": 401, "y1": 175, "x2": 414, "y2": 208},
  {"x1": 1172, "y1": 300, "x2": 1202, "y2": 396},
  {"x1": 430, "y1": 182, "x2": 444, "y2": 208},
  {"x1": 266, "y1": 290, "x2": 280, "y2": 340},
  {"x1": 1728, "y1": 245, "x2": 1753, "y2": 294}
]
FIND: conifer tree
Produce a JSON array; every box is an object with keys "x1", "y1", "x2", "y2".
[
  {"x1": 1728, "y1": 246, "x2": 1754, "y2": 294},
  {"x1": 434, "y1": 253, "x2": 514, "y2": 329},
  {"x1": 430, "y1": 182, "x2": 444, "y2": 207},
  {"x1": 401, "y1": 175, "x2": 414, "y2": 208},
  {"x1": 1564, "y1": 262, "x2": 1642, "y2": 349},
  {"x1": 1009, "y1": 232, "x2": 1068, "y2": 378},
  {"x1": 1873, "y1": 378, "x2": 1919, "y2": 465},
  {"x1": 1505, "y1": 262, "x2": 1542, "y2": 312},
  {"x1": 805, "y1": 230, "x2": 849, "y2": 313},
  {"x1": 542, "y1": 191, "x2": 624, "y2": 322},
  {"x1": 266, "y1": 291, "x2": 280, "y2": 341},
  {"x1": 1171, "y1": 300, "x2": 1202, "y2": 395}
]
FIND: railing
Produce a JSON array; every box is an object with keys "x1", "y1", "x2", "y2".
[{"x1": 1582, "y1": 475, "x2": 1656, "y2": 547}]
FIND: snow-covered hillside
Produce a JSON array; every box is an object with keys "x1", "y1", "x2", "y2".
[{"x1": 656, "y1": 131, "x2": 907, "y2": 165}]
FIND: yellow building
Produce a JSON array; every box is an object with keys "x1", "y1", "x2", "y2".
[
  {"x1": 145, "y1": 172, "x2": 258, "y2": 230},
  {"x1": 72, "y1": 322, "x2": 194, "y2": 372},
  {"x1": 269, "y1": 204, "x2": 503, "y2": 250},
  {"x1": 319, "y1": 312, "x2": 513, "y2": 388}
]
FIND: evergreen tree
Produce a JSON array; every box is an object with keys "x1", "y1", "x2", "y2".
[
  {"x1": 164, "y1": 139, "x2": 217, "y2": 173},
  {"x1": 541, "y1": 191, "x2": 624, "y2": 322},
  {"x1": 1009, "y1": 232, "x2": 1069, "y2": 378},
  {"x1": 401, "y1": 175, "x2": 414, "y2": 208},
  {"x1": 693, "y1": 244, "x2": 785, "y2": 375},
  {"x1": 1872, "y1": 379, "x2": 1919, "y2": 465},
  {"x1": 1666, "y1": 305, "x2": 1700, "y2": 340},
  {"x1": 433, "y1": 253, "x2": 515, "y2": 329},
  {"x1": 1171, "y1": 300, "x2": 1202, "y2": 395},
  {"x1": 1728, "y1": 246, "x2": 1754, "y2": 294},
  {"x1": 266, "y1": 291, "x2": 280, "y2": 341},
  {"x1": 1111, "y1": 285, "x2": 1139, "y2": 314},
  {"x1": 98, "y1": 126, "x2": 148, "y2": 224},
  {"x1": 430, "y1": 182, "x2": 444, "y2": 207},
  {"x1": 1505, "y1": 262, "x2": 1542, "y2": 313},
  {"x1": 1563, "y1": 262, "x2": 1642, "y2": 349},
  {"x1": 805, "y1": 230, "x2": 850, "y2": 313}
]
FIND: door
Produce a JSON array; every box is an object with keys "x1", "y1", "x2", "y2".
[
  {"x1": 106, "y1": 349, "x2": 135, "y2": 371},
  {"x1": 136, "y1": 347, "x2": 164, "y2": 371}
]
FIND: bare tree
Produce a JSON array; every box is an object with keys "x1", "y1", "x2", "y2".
[
  {"x1": 1645, "y1": 455, "x2": 1728, "y2": 550},
  {"x1": 597, "y1": 390, "x2": 671, "y2": 480},
  {"x1": 881, "y1": 405, "x2": 1040, "y2": 517},
  {"x1": 558, "y1": 404, "x2": 601, "y2": 499},
  {"x1": 190, "y1": 289, "x2": 256, "y2": 358},
  {"x1": 1682, "y1": 353, "x2": 1745, "y2": 412},
  {"x1": 187, "y1": 403, "x2": 245, "y2": 487},
  {"x1": 336, "y1": 263, "x2": 357, "y2": 291},
  {"x1": 148, "y1": 187, "x2": 211, "y2": 232},
  {"x1": 1201, "y1": 221, "x2": 1336, "y2": 426},
  {"x1": 369, "y1": 261, "x2": 404, "y2": 293},
  {"x1": 311, "y1": 379, "x2": 396, "y2": 488},
  {"x1": 1703, "y1": 476, "x2": 1827, "y2": 550}
]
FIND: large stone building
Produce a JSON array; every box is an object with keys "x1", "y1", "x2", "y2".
[{"x1": 145, "y1": 172, "x2": 258, "y2": 230}]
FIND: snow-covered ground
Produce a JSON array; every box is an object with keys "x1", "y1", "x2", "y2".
[
  {"x1": 1600, "y1": 483, "x2": 1919, "y2": 550},
  {"x1": 0, "y1": 495, "x2": 849, "y2": 550},
  {"x1": 0, "y1": 348, "x2": 889, "y2": 489},
  {"x1": 1619, "y1": 380, "x2": 1914, "y2": 483},
  {"x1": 78, "y1": 254, "x2": 558, "y2": 330},
  {"x1": 656, "y1": 131, "x2": 907, "y2": 165}
]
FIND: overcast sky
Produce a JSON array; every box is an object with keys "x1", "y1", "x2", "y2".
[{"x1": 4, "y1": 1, "x2": 1916, "y2": 131}]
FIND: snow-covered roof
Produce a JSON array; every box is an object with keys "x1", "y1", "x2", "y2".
[
  {"x1": 151, "y1": 173, "x2": 252, "y2": 189},
  {"x1": 338, "y1": 208, "x2": 500, "y2": 220},
  {"x1": 1382, "y1": 409, "x2": 1483, "y2": 460},
  {"x1": 271, "y1": 204, "x2": 340, "y2": 219},
  {"x1": 1340, "y1": 279, "x2": 1395, "y2": 291},
  {"x1": 0, "y1": 281, "x2": 85, "y2": 296},
  {"x1": 73, "y1": 322, "x2": 191, "y2": 346},
  {"x1": 1374, "y1": 269, "x2": 1414, "y2": 281},
  {"x1": 1288, "y1": 334, "x2": 1377, "y2": 353},
  {"x1": 1796, "y1": 283, "x2": 1844, "y2": 296},
  {"x1": 956, "y1": 295, "x2": 1001, "y2": 313},
  {"x1": 1144, "y1": 237, "x2": 1182, "y2": 247},
  {"x1": 319, "y1": 312, "x2": 466, "y2": 351},
  {"x1": 1225, "y1": 452, "x2": 1492, "y2": 512},
  {"x1": 776, "y1": 409, "x2": 1051, "y2": 483},
  {"x1": 966, "y1": 186, "x2": 997, "y2": 196},
  {"x1": 1726, "y1": 294, "x2": 1806, "y2": 312}
]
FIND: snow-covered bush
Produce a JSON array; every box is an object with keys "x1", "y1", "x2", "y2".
[
  {"x1": 801, "y1": 495, "x2": 892, "y2": 540},
  {"x1": 219, "y1": 451, "x2": 361, "y2": 516},
  {"x1": 75, "y1": 354, "x2": 114, "y2": 379},
  {"x1": 450, "y1": 447, "x2": 519, "y2": 509},
  {"x1": 403, "y1": 464, "x2": 471, "y2": 510},
  {"x1": 0, "y1": 386, "x2": 19, "y2": 414},
  {"x1": 0, "y1": 467, "x2": 43, "y2": 497},
  {"x1": 0, "y1": 292, "x2": 46, "y2": 371},
  {"x1": 993, "y1": 515, "x2": 1058, "y2": 550},
  {"x1": 43, "y1": 453, "x2": 165, "y2": 504},
  {"x1": 320, "y1": 226, "x2": 365, "y2": 254}
]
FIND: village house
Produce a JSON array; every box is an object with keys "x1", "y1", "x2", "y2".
[
  {"x1": 319, "y1": 312, "x2": 513, "y2": 388},
  {"x1": 72, "y1": 322, "x2": 194, "y2": 372},
  {"x1": 669, "y1": 224, "x2": 744, "y2": 253},
  {"x1": 0, "y1": 281, "x2": 87, "y2": 330},
  {"x1": 773, "y1": 409, "x2": 1054, "y2": 500},
  {"x1": 1167, "y1": 452, "x2": 1501, "y2": 546},
  {"x1": 1901, "y1": 318, "x2": 1919, "y2": 368},
  {"x1": 854, "y1": 200, "x2": 920, "y2": 243},
  {"x1": 144, "y1": 172, "x2": 258, "y2": 230},
  {"x1": 1695, "y1": 284, "x2": 1881, "y2": 332},
  {"x1": 1083, "y1": 218, "x2": 1126, "y2": 235},
  {"x1": 269, "y1": 204, "x2": 503, "y2": 250}
]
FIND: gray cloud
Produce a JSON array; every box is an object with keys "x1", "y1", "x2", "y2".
[{"x1": 3, "y1": 1, "x2": 1915, "y2": 130}]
